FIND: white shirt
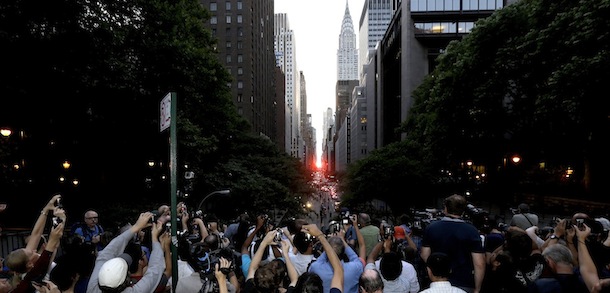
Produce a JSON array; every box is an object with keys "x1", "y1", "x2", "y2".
[
  {"x1": 419, "y1": 281, "x2": 467, "y2": 293},
  {"x1": 289, "y1": 253, "x2": 315, "y2": 276},
  {"x1": 365, "y1": 260, "x2": 420, "y2": 293}
]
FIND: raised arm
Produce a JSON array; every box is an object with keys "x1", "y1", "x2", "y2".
[
  {"x1": 352, "y1": 215, "x2": 366, "y2": 260},
  {"x1": 575, "y1": 224, "x2": 601, "y2": 292},
  {"x1": 160, "y1": 232, "x2": 172, "y2": 278},
  {"x1": 367, "y1": 241, "x2": 385, "y2": 264},
  {"x1": 241, "y1": 215, "x2": 265, "y2": 254},
  {"x1": 27, "y1": 194, "x2": 61, "y2": 251},
  {"x1": 281, "y1": 238, "x2": 299, "y2": 286},
  {"x1": 303, "y1": 224, "x2": 343, "y2": 292},
  {"x1": 246, "y1": 230, "x2": 276, "y2": 280}
]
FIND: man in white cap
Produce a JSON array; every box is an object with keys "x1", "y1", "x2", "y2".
[{"x1": 87, "y1": 212, "x2": 166, "y2": 293}]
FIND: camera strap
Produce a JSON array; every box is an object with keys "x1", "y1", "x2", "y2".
[{"x1": 521, "y1": 213, "x2": 535, "y2": 227}]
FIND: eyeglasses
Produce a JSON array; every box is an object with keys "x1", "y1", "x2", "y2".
[{"x1": 86, "y1": 217, "x2": 99, "y2": 220}]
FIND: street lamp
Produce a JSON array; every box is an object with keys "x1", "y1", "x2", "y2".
[
  {"x1": 0, "y1": 128, "x2": 11, "y2": 137},
  {"x1": 197, "y1": 189, "x2": 231, "y2": 211},
  {"x1": 512, "y1": 155, "x2": 521, "y2": 164}
]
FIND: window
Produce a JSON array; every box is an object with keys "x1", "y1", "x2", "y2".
[
  {"x1": 237, "y1": 94, "x2": 243, "y2": 102},
  {"x1": 226, "y1": 15, "x2": 231, "y2": 24},
  {"x1": 237, "y1": 1, "x2": 242, "y2": 10},
  {"x1": 237, "y1": 67, "x2": 243, "y2": 75},
  {"x1": 237, "y1": 41, "x2": 243, "y2": 49},
  {"x1": 237, "y1": 81, "x2": 243, "y2": 89},
  {"x1": 210, "y1": 16, "x2": 217, "y2": 24},
  {"x1": 210, "y1": 3, "x2": 217, "y2": 11},
  {"x1": 226, "y1": 55, "x2": 232, "y2": 63},
  {"x1": 226, "y1": 41, "x2": 231, "y2": 48},
  {"x1": 237, "y1": 54, "x2": 243, "y2": 63},
  {"x1": 237, "y1": 15, "x2": 242, "y2": 23},
  {"x1": 226, "y1": 1, "x2": 231, "y2": 10}
]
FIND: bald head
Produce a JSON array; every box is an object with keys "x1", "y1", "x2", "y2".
[
  {"x1": 359, "y1": 269, "x2": 384, "y2": 293},
  {"x1": 359, "y1": 213, "x2": 371, "y2": 226}
]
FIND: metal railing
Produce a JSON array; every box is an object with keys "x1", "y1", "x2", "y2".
[{"x1": 0, "y1": 228, "x2": 29, "y2": 259}]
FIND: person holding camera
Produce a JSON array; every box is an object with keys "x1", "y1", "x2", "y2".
[
  {"x1": 176, "y1": 240, "x2": 239, "y2": 293},
  {"x1": 509, "y1": 203, "x2": 539, "y2": 231},
  {"x1": 289, "y1": 230, "x2": 317, "y2": 276},
  {"x1": 308, "y1": 220, "x2": 364, "y2": 293},
  {"x1": 242, "y1": 230, "x2": 298, "y2": 293},
  {"x1": 357, "y1": 213, "x2": 380, "y2": 259},
  {"x1": 4, "y1": 194, "x2": 65, "y2": 290},
  {"x1": 420, "y1": 194, "x2": 485, "y2": 293},
  {"x1": 4, "y1": 195, "x2": 66, "y2": 293},
  {"x1": 365, "y1": 227, "x2": 420, "y2": 293},
  {"x1": 86, "y1": 212, "x2": 166, "y2": 293},
  {"x1": 73, "y1": 210, "x2": 105, "y2": 252}
]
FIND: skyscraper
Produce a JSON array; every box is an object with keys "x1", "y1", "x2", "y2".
[
  {"x1": 200, "y1": 0, "x2": 278, "y2": 144},
  {"x1": 358, "y1": 0, "x2": 393, "y2": 76},
  {"x1": 274, "y1": 13, "x2": 302, "y2": 159},
  {"x1": 337, "y1": 0, "x2": 359, "y2": 81}
]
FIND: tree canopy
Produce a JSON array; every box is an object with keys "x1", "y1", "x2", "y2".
[
  {"x1": 342, "y1": 0, "x2": 610, "y2": 210},
  {"x1": 0, "y1": 0, "x2": 308, "y2": 226}
]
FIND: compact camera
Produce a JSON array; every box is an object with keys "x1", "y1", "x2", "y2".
[
  {"x1": 54, "y1": 197, "x2": 63, "y2": 209},
  {"x1": 52, "y1": 216, "x2": 63, "y2": 228},
  {"x1": 274, "y1": 228, "x2": 283, "y2": 242},
  {"x1": 150, "y1": 210, "x2": 160, "y2": 223},
  {"x1": 329, "y1": 221, "x2": 341, "y2": 234},
  {"x1": 383, "y1": 225, "x2": 394, "y2": 239}
]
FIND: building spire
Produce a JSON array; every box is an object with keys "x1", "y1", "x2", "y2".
[{"x1": 337, "y1": 0, "x2": 358, "y2": 80}]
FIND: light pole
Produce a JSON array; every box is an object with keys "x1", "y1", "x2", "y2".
[{"x1": 197, "y1": 189, "x2": 230, "y2": 211}]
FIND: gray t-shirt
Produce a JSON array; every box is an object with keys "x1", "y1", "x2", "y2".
[
  {"x1": 176, "y1": 272, "x2": 236, "y2": 293},
  {"x1": 510, "y1": 213, "x2": 539, "y2": 230}
]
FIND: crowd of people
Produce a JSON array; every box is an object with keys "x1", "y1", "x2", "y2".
[{"x1": 1, "y1": 193, "x2": 610, "y2": 293}]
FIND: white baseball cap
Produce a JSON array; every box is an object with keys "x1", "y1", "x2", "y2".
[{"x1": 98, "y1": 254, "x2": 132, "y2": 289}]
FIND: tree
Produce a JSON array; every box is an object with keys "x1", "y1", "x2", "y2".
[
  {"x1": 343, "y1": 0, "x2": 610, "y2": 204},
  {"x1": 0, "y1": 0, "x2": 309, "y2": 224},
  {"x1": 407, "y1": 0, "x2": 610, "y2": 198}
]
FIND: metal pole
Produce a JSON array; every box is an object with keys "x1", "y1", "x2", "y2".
[
  {"x1": 169, "y1": 92, "x2": 179, "y2": 291},
  {"x1": 198, "y1": 189, "x2": 230, "y2": 211}
]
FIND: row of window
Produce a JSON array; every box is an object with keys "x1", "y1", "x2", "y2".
[
  {"x1": 414, "y1": 21, "x2": 475, "y2": 34},
  {"x1": 411, "y1": 0, "x2": 503, "y2": 11},
  {"x1": 209, "y1": 1, "x2": 243, "y2": 12},
  {"x1": 226, "y1": 41, "x2": 244, "y2": 49},
  {"x1": 210, "y1": 15, "x2": 243, "y2": 24},
  {"x1": 211, "y1": 27, "x2": 244, "y2": 37}
]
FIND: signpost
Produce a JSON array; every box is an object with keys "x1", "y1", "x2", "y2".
[{"x1": 160, "y1": 92, "x2": 179, "y2": 290}]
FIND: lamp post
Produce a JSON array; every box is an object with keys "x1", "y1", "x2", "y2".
[{"x1": 197, "y1": 189, "x2": 230, "y2": 211}]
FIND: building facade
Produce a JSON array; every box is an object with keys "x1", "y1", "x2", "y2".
[
  {"x1": 329, "y1": 0, "x2": 508, "y2": 174},
  {"x1": 200, "y1": 0, "x2": 279, "y2": 144},
  {"x1": 358, "y1": 0, "x2": 393, "y2": 77},
  {"x1": 274, "y1": 13, "x2": 303, "y2": 159}
]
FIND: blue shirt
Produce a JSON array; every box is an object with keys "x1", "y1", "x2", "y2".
[{"x1": 308, "y1": 244, "x2": 363, "y2": 293}]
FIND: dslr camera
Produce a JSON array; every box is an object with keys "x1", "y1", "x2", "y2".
[
  {"x1": 191, "y1": 210, "x2": 204, "y2": 219},
  {"x1": 382, "y1": 224, "x2": 394, "y2": 239}
]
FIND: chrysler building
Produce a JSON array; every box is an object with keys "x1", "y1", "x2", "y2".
[{"x1": 337, "y1": 0, "x2": 358, "y2": 81}]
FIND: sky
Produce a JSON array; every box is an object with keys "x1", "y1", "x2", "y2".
[{"x1": 274, "y1": 0, "x2": 366, "y2": 166}]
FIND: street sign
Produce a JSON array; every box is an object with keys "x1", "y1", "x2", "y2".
[{"x1": 160, "y1": 93, "x2": 171, "y2": 132}]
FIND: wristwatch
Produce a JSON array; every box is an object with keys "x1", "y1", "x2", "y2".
[{"x1": 549, "y1": 234, "x2": 559, "y2": 240}]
